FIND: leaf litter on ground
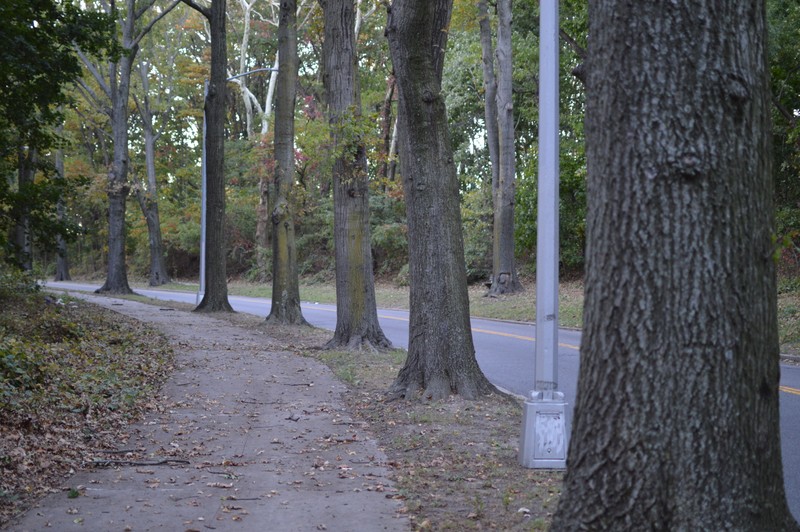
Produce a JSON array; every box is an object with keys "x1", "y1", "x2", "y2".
[{"x1": 0, "y1": 293, "x2": 174, "y2": 525}]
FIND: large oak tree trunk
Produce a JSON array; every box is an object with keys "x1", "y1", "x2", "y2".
[
  {"x1": 320, "y1": 0, "x2": 390, "y2": 350},
  {"x1": 385, "y1": 0, "x2": 494, "y2": 400},
  {"x1": 195, "y1": 0, "x2": 233, "y2": 312},
  {"x1": 488, "y1": 0, "x2": 521, "y2": 296},
  {"x1": 552, "y1": 2, "x2": 798, "y2": 529},
  {"x1": 97, "y1": 47, "x2": 135, "y2": 295},
  {"x1": 266, "y1": 0, "x2": 306, "y2": 325}
]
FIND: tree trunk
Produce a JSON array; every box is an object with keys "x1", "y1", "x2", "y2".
[
  {"x1": 488, "y1": 0, "x2": 521, "y2": 296},
  {"x1": 11, "y1": 145, "x2": 35, "y2": 271},
  {"x1": 552, "y1": 2, "x2": 799, "y2": 530},
  {"x1": 96, "y1": 1, "x2": 138, "y2": 295},
  {"x1": 320, "y1": 0, "x2": 390, "y2": 350},
  {"x1": 266, "y1": 0, "x2": 306, "y2": 325},
  {"x1": 254, "y1": 175, "x2": 273, "y2": 282},
  {"x1": 135, "y1": 189, "x2": 170, "y2": 286},
  {"x1": 378, "y1": 74, "x2": 396, "y2": 182},
  {"x1": 135, "y1": 65, "x2": 171, "y2": 287},
  {"x1": 385, "y1": 0, "x2": 495, "y2": 400},
  {"x1": 195, "y1": 0, "x2": 233, "y2": 312},
  {"x1": 54, "y1": 141, "x2": 71, "y2": 281}
]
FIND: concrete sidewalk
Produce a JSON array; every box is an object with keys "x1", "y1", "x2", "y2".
[{"x1": 9, "y1": 294, "x2": 407, "y2": 532}]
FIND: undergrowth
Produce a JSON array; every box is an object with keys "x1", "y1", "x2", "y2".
[{"x1": 0, "y1": 290, "x2": 174, "y2": 525}]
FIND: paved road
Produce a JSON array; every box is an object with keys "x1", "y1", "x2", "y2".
[{"x1": 47, "y1": 281, "x2": 800, "y2": 519}]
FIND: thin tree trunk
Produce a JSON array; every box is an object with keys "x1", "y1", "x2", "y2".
[
  {"x1": 54, "y1": 139, "x2": 71, "y2": 281},
  {"x1": 12, "y1": 146, "x2": 35, "y2": 271},
  {"x1": 266, "y1": 0, "x2": 306, "y2": 325},
  {"x1": 320, "y1": 0, "x2": 390, "y2": 350},
  {"x1": 134, "y1": 62, "x2": 171, "y2": 287},
  {"x1": 385, "y1": 0, "x2": 495, "y2": 400},
  {"x1": 254, "y1": 174, "x2": 273, "y2": 282},
  {"x1": 262, "y1": 52, "x2": 279, "y2": 135},
  {"x1": 387, "y1": 113, "x2": 399, "y2": 182},
  {"x1": 488, "y1": 0, "x2": 521, "y2": 295},
  {"x1": 378, "y1": 74, "x2": 396, "y2": 182},
  {"x1": 552, "y1": 2, "x2": 798, "y2": 529}
]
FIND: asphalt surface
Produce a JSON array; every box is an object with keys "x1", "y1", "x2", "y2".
[
  {"x1": 47, "y1": 281, "x2": 800, "y2": 520},
  {"x1": 11, "y1": 293, "x2": 407, "y2": 532}
]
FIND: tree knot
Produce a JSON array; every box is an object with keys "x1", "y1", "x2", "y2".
[{"x1": 724, "y1": 72, "x2": 750, "y2": 104}]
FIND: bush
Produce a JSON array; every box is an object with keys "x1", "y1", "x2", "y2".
[{"x1": 0, "y1": 265, "x2": 40, "y2": 300}]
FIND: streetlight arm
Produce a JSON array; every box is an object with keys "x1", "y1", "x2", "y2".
[{"x1": 227, "y1": 68, "x2": 279, "y2": 81}]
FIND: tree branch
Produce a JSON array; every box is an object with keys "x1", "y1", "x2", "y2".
[
  {"x1": 135, "y1": 0, "x2": 158, "y2": 20},
  {"x1": 180, "y1": 0, "x2": 211, "y2": 19},
  {"x1": 134, "y1": 0, "x2": 183, "y2": 46},
  {"x1": 559, "y1": 28, "x2": 586, "y2": 60},
  {"x1": 773, "y1": 96, "x2": 798, "y2": 126},
  {"x1": 75, "y1": 46, "x2": 112, "y2": 99}
]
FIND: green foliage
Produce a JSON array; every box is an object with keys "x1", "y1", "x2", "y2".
[
  {"x1": 369, "y1": 194, "x2": 408, "y2": 277},
  {"x1": 769, "y1": 0, "x2": 800, "y2": 213},
  {"x1": 0, "y1": 264, "x2": 40, "y2": 300},
  {"x1": 461, "y1": 189, "x2": 492, "y2": 282},
  {"x1": 0, "y1": 293, "x2": 172, "y2": 414},
  {"x1": 0, "y1": 338, "x2": 45, "y2": 408},
  {"x1": 0, "y1": 0, "x2": 116, "y2": 268}
]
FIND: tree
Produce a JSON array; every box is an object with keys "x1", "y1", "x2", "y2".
[
  {"x1": 182, "y1": 0, "x2": 234, "y2": 312},
  {"x1": 0, "y1": 1, "x2": 114, "y2": 269},
  {"x1": 319, "y1": 0, "x2": 390, "y2": 350},
  {"x1": 79, "y1": 0, "x2": 180, "y2": 294},
  {"x1": 132, "y1": 54, "x2": 173, "y2": 286},
  {"x1": 487, "y1": 0, "x2": 521, "y2": 295},
  {"x1": 476, "y1": 0, "x2": 499, "y2": 204},
  {"x1": 54, "y1": 129, "x2": 71, "y2": 281},
  {"x1": 385, "y1": 0, "x2": 495, "y2": 399},
  {"x1": 551, "y1": 2, "x2": 799, "y2": 529},
  {"x1": 266, "y1": 0, "x2": 306, "y2": 325}
]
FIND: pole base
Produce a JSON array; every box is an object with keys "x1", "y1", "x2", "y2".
[{"x1": 519, "y1": 390, "x2": 568, "y2": 469}]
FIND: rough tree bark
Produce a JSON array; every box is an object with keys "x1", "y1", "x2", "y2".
[
  {"x1": 133, "y1": 60, "x2": 170, "y2": 287},
  {"x1": 54, "y1": 139, "x2": 71, "y2": 281},
  {"x1": 320, "y1": 0, "x2": 390, "y2": 350},
  {"x1": 11, "y1": 146, "x2": 35, "y2": 271},
  {"x1": 182, "y1": 0, "x2": 233, "y2": 312},
  {"x1": 81, "y1": 0, "x2": 180, "y2": 294},
  {"x1": 98, "y1": 16, "x2": 136, "y2": 295},
  {"x1": 385, "y1": 0, "x2": 495, "y2": 400},
  {"x1": 551, "y1": 2, "x2": 799, "y2": 530},
  {"x1": 488, "y1": 0, "x2": 521, "y2": 296},
  {"x1": 266, "y1": 0, "x2": 306, "y2": 325}
]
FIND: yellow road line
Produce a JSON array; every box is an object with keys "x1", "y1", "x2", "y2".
[
  {"x1": 471, "y1": 327, "x2": 533, "y2": 342},
  {"x1": 336, "y1": 309, "x2": 799, "y2": 392},
  {"x1": 376, "y1": 317, "x2": 582, "y2": 351}
]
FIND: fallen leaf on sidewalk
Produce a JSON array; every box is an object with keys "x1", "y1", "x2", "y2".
[{"x1": 206, "y1": 482, "x2": 233, "y2": 489}]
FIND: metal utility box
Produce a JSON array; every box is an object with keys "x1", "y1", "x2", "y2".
[{"x1": 519, "y1": 390, "x2": 567, "y2": 469}]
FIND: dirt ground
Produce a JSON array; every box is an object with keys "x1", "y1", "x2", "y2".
[{"x1": 7, "y1": 292, "x2": 562, "y2": 531}]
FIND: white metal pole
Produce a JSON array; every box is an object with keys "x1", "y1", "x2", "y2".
[
  {"x1": 519, "y1": 0, "x2": 566, "y2": 469},
  {"x1": 535, "y1": 0, "x2": 560, "y2": 392},
  {"x1": 197, "y1": 80, "x2": 208, "y2": 305}
]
